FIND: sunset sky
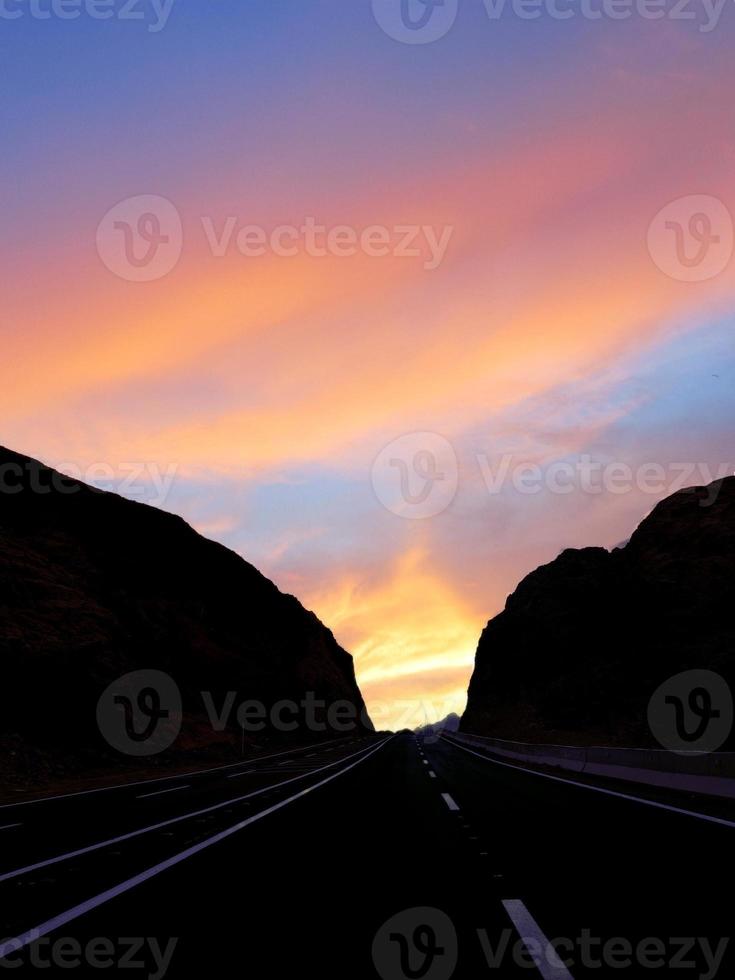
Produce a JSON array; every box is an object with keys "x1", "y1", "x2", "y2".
[{"x1": 3, "y1": 1, "x2": 735, "y2": 730}]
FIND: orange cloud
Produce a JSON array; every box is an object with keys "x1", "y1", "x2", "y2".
[
  {"x1": 8, "y1": 86, "x2": 734, "y2": 475},
  {"x1": 5, "y1": 54, "x2": 735, "y2": 727}
]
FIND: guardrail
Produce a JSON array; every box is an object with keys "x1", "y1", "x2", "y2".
[{"x1": 446, "y1": 730, "x2": 735, "y2": 800}]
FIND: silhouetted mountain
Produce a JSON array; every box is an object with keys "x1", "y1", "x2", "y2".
[
  {"x1": 462, "y1": 478, "x2": 735, "y2": 745},
  {"x1": 415, "y1": 713, "x2": 461, "y2": 738},
  {"x1": 0, "y1": 447, "x2": 372, "y2": 782}
]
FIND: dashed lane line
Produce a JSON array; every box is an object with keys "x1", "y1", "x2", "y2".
[{"x1": 502, "y1": 899, "x2": 574, "y2": 980}]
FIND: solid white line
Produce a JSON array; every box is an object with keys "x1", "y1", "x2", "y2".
[
  {"x1": 0, "y1": 824, "x2": 22, "y2": 831},
  {"x1": 278, "y1": 761, "x2": 293, "y2": 766},
  {"x1": 442, "y1": 736, "x2": 735, "y2": 830},
  {"x1": 0, "y1": 736, "x2": 354, "y2": 811},
  {"x1": 441, "y1": 793, "x2": 460, "y2": 811},
  {"x1": 226, "y1": 771, "x2": 254, "y2": 780},
  {"x1": 0, "y1": 736, "x2": 393, "y2": 960},
  {"x1": 136, "y1": 786, "x2": 190, "y2": 801},
  {"x1": 0, "y1": 740, "x2": 386, "y2": 886},
  {"x1": 502, "y1": 900, "x2": 573, "y2": 980}
]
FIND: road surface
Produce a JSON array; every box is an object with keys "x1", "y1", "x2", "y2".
[{"x1": 0, "y1": 731, "x2": 731, "y2": 977}]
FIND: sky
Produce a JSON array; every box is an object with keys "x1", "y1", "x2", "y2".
[{"x1": 3, "y1": 0, "x2": 735, "y2": 731}]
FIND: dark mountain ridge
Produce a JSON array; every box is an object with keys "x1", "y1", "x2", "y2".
[
  {"x1": 0, "y1": 446, "x2": 372, "y2": 784},
  {"x1": 462, "y1": 477, "x2": 735, "y2": 745}
]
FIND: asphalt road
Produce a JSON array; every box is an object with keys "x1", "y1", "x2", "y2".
[{"x1": 0, "y1": 731, "x2": 732, "y2": 978}]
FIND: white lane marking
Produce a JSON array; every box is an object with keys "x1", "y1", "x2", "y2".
[
  {"x1": 0, "y1": 824, "x2": 22, "y2": 831},
  {"x1": 136, "y1": 786, "x2": 190, "y2": 801},
  {"x1": 0, "y1": 736, "x2": 394, "y2": 960},
  {"x1": 0, "y1": 736, "x2": 354, "y2": 811},
  {"x1": 442, "y1": 793, "x2": 460, "y2": 811},
  {"x1": 278, "y1": 761, "x2": 293, "y2": 766},
  {"x1": 443, "y1": 736, "x2": 735, "y2": 830},
  {"x1": 0, "y1": 740, "x2": 388, "y2": 885},
  {"x1": 422, "y1": 760, "x2": 429, "y2": 766},
  {"x1": 428, "y1": 772, "x2": 437, "y2": 779},
  {"x1": 502, "y1": 900, "x2": 574, "y2": 980},
  {"x1": 226, "y1": 771, "x2": 254, "y2": 780}
]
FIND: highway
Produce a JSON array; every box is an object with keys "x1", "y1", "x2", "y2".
[{"x1": 0, "y1": 731, "x2": 731, "y2": 977}]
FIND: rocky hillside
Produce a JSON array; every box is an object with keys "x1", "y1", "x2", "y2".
[
  {"x1": 415, "y1": 713, "x2": 461, "y2": 739},
  {"x1": 461, "y1": 477, "x2": 735, "y2": 745},
  {"x1": 0, "y1": 447, "x2": 372, "y2": 781}
]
